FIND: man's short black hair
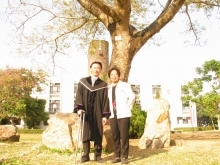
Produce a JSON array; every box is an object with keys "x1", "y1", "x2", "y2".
[
  {"x1": 90, "y1": 61, "x2": 102, "y2": 69},
  {"x1": 108, "y1": 67, "x2": 121, "y2": 78}
]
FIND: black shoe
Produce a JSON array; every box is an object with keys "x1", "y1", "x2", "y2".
[
  {"x1": 81, "y1": 156, "x2": 90, "y2": 163},
  {"x1": 78, "y1": 159, "x2": 89, "y2": 163},
  {"x1": 111, "y1": 157, "x2": 121, "y2": 163},
  {"x1": 96, "y1": 159, "x2": 105, "y2": 163},
  {"x1": 121, "y1": 158, "x2": 128, "y2": 164},
  {"x1": 95, "y1": 156, "x2": 105, "y2": 163},
  {"x1": 80, "y1": 159, "x2": 90, "y2": 163}
]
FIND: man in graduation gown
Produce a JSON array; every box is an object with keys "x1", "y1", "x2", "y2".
[{"x1": 74, "y1": 61, "x2": 110, "y2": 163}]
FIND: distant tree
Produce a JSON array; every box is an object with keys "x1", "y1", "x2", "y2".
[
  {"x1": 24, "y1": 98, "x2": 49, "y2": 129},
  {"x1": 181, "y1": 60, "x2": 220, "y2": 129},
  {"x1": 0, "y1": 67, "x2": 48, "y2": 124},
  {"x1": 197, "y1": 92, "x2": 220, "y2": 129}
]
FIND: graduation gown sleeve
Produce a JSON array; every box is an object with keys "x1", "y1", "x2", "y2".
[{"x1": 73, "y1": 80, "x2": 85, "y2": 113}]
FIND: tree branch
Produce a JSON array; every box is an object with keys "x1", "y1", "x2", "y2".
[
  {"x1": 191, "y1": 0, "x2": 220, "y2": 7},
  {"x1": 158, "y1": 0, "x2": 173, "y2": 17},
  {"x1": 7, "y1": 1, "x2": 97, "y2": 39},
  {"x1": 77, "y1": 0, "x2": 118, "y2": 26},
  {"x1": 184, "y1": 4, "x2": 200, "y2": 45},
  {"x1": 90, "y1": 0, "x2": 119, "y2": 20},
  {"x1": 131, "y1": 0, "x2": 186, "y2": 54}
]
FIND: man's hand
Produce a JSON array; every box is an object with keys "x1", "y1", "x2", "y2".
[
  {"x1": 102, "y1": 117, "x2": 107, "y2": 126},
  {"x1": 77, "y1": 109, "x2": 85, "y2": 115}
]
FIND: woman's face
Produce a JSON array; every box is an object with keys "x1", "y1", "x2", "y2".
[{"x1": 110, "y1": 70, "x2": 119, "y2": 84}]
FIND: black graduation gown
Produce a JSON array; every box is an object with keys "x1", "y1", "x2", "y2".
[{"x1": 74, "y1": 76, "x2": 110, "y2": 143}]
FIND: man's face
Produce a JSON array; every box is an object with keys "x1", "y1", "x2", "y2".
[{"x1": 91, "y1": 63, "x2": 102, "y2": 77}]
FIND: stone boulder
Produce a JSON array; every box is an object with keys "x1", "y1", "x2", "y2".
[
  {"x1": 0, "y1": 125, "x2": 20, "y2": 142},
  {"x1": 42, "y1": 112, "x2": 113, "y2": 152},
  {"x1": 102, "y1": 124, "x2": 114, "y2": 152},
  {"x1": 138, "y1": 98, "x2": 171, "y2": 149},
  {"x1": 42, "y1": 112, "x2": 80, "y2": 151}
]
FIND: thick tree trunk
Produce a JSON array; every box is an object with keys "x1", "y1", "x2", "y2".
[
  {"x1": 211, "y1": 117, "x2": 215, "y2": 130},
  {"x1": 218, "y1": 116, "x2": 220, "y2": 130},
  {"x1": 109, "y1": 32, "x2": 134, "y2": 82}
]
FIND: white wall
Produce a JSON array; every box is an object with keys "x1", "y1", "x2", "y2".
[{"x1": 61, "y1": 79, "x2": 75, "y2": 113}]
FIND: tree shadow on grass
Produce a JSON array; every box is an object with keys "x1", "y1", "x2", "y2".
[
  {"x1": 102, "y1": 142, "x2": 168, "y2": 164},
  {"x1": 127, "y1": 145, "x2": 168, "y2": 164}
]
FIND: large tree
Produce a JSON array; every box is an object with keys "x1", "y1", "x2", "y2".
[
  {"x1": 0, "y1": 67, "x2": 48, "y2": 123},
  {"x1": 3, "y1": 0, "x2": 220, "y2": 81},
  {"x1": 181, "y1": 60, "x2": 220, "y2": 129}
]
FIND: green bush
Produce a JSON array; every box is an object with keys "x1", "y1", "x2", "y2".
[
  {"x1": 17, "y1": 129, "x2": 45, "y2": 134},
  {"x1": 24, "y1": 98, "x2": 49, "y2": 129},
  {"x1": 129, "y1": 104, "x2": 147, "y2": 138}
]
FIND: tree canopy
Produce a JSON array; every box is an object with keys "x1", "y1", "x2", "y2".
[
  {"x1": 2, "y1": 0, "x2": 220, "y2": 81},
  {"x1": 24, "y1": 98, "x2": 49, "y2": 129},
  {"x1": 181, "y1": 60, "x2": 220, "y2": 129},
  {"x1": 0, "y1": 67, "x2": 48, "y2": 121}
]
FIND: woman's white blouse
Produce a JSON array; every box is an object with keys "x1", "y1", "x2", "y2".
[{"x1": 108, "y1": 81, "x2": 135, "y2": 119}]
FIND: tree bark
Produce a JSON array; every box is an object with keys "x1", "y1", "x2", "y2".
[{"x1": 211, "y1": 117, "x2": 215, "y2": 130}]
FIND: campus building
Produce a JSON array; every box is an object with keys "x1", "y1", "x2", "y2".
[{"x1": 34, "y1": 77, "x2": 197, "y2": 131}]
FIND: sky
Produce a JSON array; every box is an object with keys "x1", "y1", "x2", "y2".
[{"x1": 0, "y1": 3, "x2": 220, "y2": 87}]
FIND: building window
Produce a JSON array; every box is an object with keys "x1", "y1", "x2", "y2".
[
  {"x1": 49, "y1": 100, "x2": 60, "y2": 113},
  {"x1": 182, "y1": 104, "x2": 190, "y2": 112},
  {"x1": 131, "y1": 84, "x2": 141, "y2": 108},
  {"x1": 177, "y1": 117, "x2": 190, "y2": 124},
  {"x1": 50, "y1": 83, "x2": 60, "y2": 94},
  {"x1": 131, "y1": 85, "x2": 140, "y2": 94}
]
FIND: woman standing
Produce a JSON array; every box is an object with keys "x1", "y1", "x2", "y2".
[{"x1": 108, "y1": 67, "x2": 135, "y2": 164}]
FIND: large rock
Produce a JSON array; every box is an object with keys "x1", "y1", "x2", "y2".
[
  {"x1": 0, "y1": 125, "x2": 20, "y2": 142},
  {"x1": 42, "y1": 113, "x2": 80, "y2": 151},
  {"x1": 138, "y1": 98, "x2": 171, "y2": 149},
  {"x1": 102, "y1": 124, "x2": 114, "y2": 152},
  {"x1": 42, "y1": 112, "x2": 113, "y2": 152}
]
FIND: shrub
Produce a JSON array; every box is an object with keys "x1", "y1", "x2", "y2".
[
  {"x1": 129, "y1": 104, "x2": 147, "y2": 138},
  {"x1": 24, "y1": 98, "x2": 49, "y2": 129}
]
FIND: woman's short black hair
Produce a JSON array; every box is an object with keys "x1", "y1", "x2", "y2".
[
  {"x1": 90, "y1": 61, "x2": 102, "y2": 69},
  {"x1": 108, "y1": 67, "x2": 121, "y2": 78}
]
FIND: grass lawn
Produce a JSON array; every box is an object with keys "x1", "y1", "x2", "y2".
[
  {"x1": 0, "y1": 132, "x2": 220, "y2": 165},
  {"x1": 19, "y1": 134, "x2": 42, "y2": 142}
]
